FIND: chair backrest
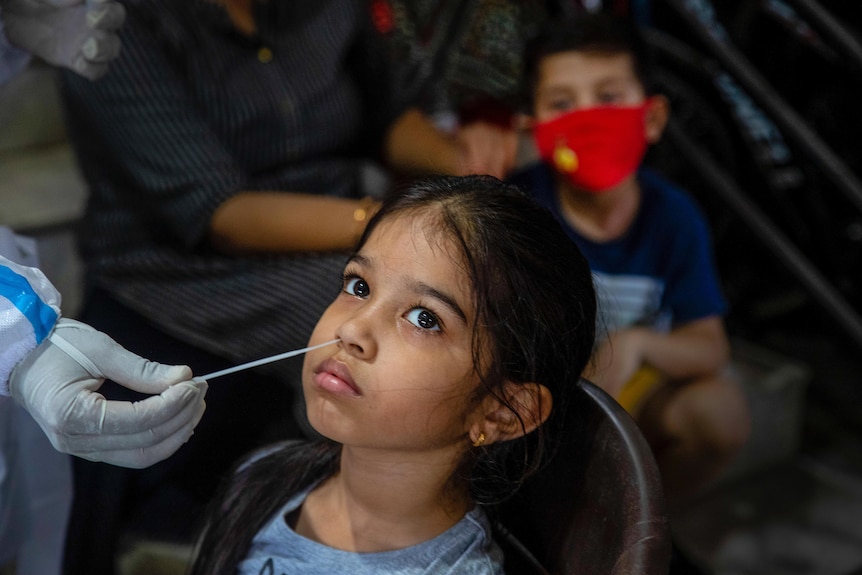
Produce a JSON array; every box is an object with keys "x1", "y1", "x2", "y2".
[{"x1": 494, "y1": 378, "x2": 671, "y2": 575}]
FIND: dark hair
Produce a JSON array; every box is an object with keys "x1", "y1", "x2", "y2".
[
  {"x1": 190, "y1": 175, "x2": 596, "y2": 573},
  {"x1": 524, "y1": 12, "x2": 657, "y2": 110},
  {"x1": 190, "y1": 440, "x2": 340, "y2": 574},
  {"x1": 356, "y1": 175, "x2": 596, "y2": 505}
]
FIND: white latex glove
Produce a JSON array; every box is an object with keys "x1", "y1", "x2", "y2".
[
  {"x1": 9, "y1": 319, "x2": 208, "y2": 468},
  {"x1": 1, "y1": 0, "x2": 125, "y2": 80}
]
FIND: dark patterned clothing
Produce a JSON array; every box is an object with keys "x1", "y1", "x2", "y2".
[
  {"x1": 377, "y1": 0, "x2": 547, "y2": 117},
  {"x1": 59, "y1": 0, "x2": 403, "y2": 391}
]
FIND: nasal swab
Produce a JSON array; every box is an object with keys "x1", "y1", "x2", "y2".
[{"x1": 199, "y1": 339, "x2": 340, "y2": 381}]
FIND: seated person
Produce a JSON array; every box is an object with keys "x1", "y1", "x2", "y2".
[
  {"x1": 190, "y1": 174, "x2": 597, "y2": 574},
  {"x1": 511, "y1": 12, "x2": 750, "y2": 508},
  {"x1": 56, "y1": 1, "x2": 528, "y2": 571}
]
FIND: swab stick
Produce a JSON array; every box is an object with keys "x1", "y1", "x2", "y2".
[{"x1": 198, "y1": 339, "x2": 340, "y2": 380}]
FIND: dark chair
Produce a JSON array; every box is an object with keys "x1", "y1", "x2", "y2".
[{"x1": 495, "y1": 378, "x2": 672, "y2": 575}]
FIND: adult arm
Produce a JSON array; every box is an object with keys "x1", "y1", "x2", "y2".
[
  {"x1": 209, "y1": 192, "x2": 376, "y2": 254},
  {"x1": 383, "y1": 107, "x2": 517, "y2": 180},
  {"x1": 60, "y1": 5, "x2": 376, "y2": 256},
  {"x1": 1, "y1": 252, "x2": 207, "y2": 468}
]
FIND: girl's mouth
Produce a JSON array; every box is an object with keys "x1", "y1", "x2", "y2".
[{"x1": 313, "y1": 358, "x2": 362, "y2": 398}]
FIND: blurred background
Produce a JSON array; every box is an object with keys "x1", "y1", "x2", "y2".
[{"x1": 2, "y1": 0, "x2": 861, "y2": 574}]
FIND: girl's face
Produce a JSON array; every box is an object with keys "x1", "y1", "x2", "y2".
[{"x1": 302, "y1": 213, "x2": 485, "y2": 455}]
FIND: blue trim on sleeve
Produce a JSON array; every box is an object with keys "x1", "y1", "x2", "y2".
[{"x1": 0, "y1": 266, "x2": 58, "y2": 344}]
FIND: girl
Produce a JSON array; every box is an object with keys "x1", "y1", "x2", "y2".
[{"x1": 191, "y1": 175, "x2": 597, "y2": 574}]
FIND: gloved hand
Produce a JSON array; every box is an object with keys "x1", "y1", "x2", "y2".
[
  {"x1": 9, "y1": 319, "x2": 208, "y2": 468},
  {"x1": 1, "y1": 0, "x2": 125, "y2": 80}
]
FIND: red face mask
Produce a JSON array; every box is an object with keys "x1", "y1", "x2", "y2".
[{"x1": 533, "y1": 103, "x2": 651, "y2": 193}]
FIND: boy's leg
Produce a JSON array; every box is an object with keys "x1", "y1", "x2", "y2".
[{"x1": 637, "y1": 374, "x2": 750, "y2": 510}]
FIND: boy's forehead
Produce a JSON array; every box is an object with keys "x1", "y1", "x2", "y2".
[{"x1": 538, "y1": 50, "x2": 637, "y2": 85}]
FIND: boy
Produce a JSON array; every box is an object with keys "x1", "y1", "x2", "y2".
[{"x1": 511, "y1": 12, "x2": 750, "y2": 508}]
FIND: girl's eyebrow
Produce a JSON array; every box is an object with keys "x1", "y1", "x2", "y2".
[
  {"x1": 347, "y1": 253, "x2": 369, "y2": 267},
  {"x1": 411, "y1": 282, "x2": 468, "y2": 324},
  {"x1": 349, "y1": 252, "x2": 468, "y2": 323}
]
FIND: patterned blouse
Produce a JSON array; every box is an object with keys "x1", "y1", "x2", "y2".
[{"x1": 58, "y1": 0, "x2": 400, "y2": 392}]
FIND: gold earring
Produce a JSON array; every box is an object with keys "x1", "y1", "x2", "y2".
[{"x1": 472, "y1": 432, "x2": 486, "y2": 447}]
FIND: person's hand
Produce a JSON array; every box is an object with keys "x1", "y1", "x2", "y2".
[
  {"x1": 9, "y1": 318, "x2": 207, "y2": 468},
  {"x1": 1, "y1": 0, "x2": 125, "y2": 80},
  {"x1": 455, "y1": 120, "x2": 518, "y2": 179},
  {"x1": 583, "y1": 328, "x2": 647, "y2": 400}
]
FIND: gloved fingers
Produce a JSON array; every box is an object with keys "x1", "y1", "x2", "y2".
[
  {"x1": 50, "y1": 379, "x2": 205, "y2": 439},
  {"x1": 72, "y1": 55, "x2": 110, "y2": 80},
  {"x1": 54, "y1": 380, "x2": 207, "y2": 452},
  {"x1": 53, "y1": 320, "x2": 194, "y2": 393},
  {"x1": 79, "y1": 30, "x2": 122, "y2": 62},
  {"x1": 72, "y1": 58, "x2": 116, "y2": 80},
  {"x1": 86, "y1": 0, "x2": 124, "y2": 31},
  {"x1": 74, "y1": 406, "x2": 205, "y2": 468},
  {"x1": 99, "y1": 379, "x2": 207, "y2": 435},
  {"x1": 107, "y1": 357, "x2": 194, "y2": 396}
]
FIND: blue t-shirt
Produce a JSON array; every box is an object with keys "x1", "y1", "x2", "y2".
[
  {"x1": 239, "y1": 480, "x2": 505, "y2": 575},
  {"x1": 511, "y1": 164, "x2": 727, "y2": 335}
]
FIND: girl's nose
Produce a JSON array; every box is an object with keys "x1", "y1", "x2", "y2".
[{"x1": 335, "y1": 308, "x2": 377, "y2": 360}]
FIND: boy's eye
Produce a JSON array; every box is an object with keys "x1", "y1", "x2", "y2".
[
  {"x1": 405, "y1": 308, "x2": 441, "y2": 331},
  {"x1": 597, "y1": 91, "x2": 624, "y2": 105},
  {"x1": 549, "y1": 98, "x2": 574, "y2": 112},
  {"x1": 344, "y1": 276, "x2": 370, "y2": 298}
]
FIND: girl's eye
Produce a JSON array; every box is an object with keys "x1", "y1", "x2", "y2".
[
  {"x1": 344, "y1": 276, "x2": 370, "y2": 298},
  {"x1": 405, "y1": 308, "x2": 441, "y2": 331}
]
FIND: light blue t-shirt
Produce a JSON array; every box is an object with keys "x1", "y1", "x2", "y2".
[{"x1": 239, "y1": 481, "x2": 505, "y2": 575}]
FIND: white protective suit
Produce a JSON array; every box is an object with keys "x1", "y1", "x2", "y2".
[{"x1": 0, "y1": 227, "x2": 206, "y2": 573}]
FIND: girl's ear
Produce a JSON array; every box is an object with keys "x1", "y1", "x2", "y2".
[
  {"x1": 470, "y1": 382, "x2": 553, "y2": 445},
  {"x1": 645, "y1": 95, "x2": 670, "y2": 144}
]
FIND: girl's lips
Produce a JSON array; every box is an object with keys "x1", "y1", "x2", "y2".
[{"x1": 313, "y1": 358, "x2": 362, "y2": 398}]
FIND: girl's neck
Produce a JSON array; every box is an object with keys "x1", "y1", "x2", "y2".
[
  {"x1": 293, "y1": 446, "x2": 472, "y2": 552},
  {"x1": 556, "y1": 175, "x2": 640, "y2": 242}
]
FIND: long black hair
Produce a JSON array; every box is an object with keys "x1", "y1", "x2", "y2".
[{"x1": 190, "y1": 175, "x2": 596, "y2": 573}]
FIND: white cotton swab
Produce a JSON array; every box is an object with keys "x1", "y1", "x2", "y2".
[{"x1": 198, "y1": 339, "x2": 340, "y2": 381}]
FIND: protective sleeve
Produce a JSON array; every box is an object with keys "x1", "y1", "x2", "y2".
[
  {"x1": 0, "y1": 255, "x2": 62, "y2": 395},
  {"x1": 0, "y1": 5, "x2": 33, "y2": 86}
]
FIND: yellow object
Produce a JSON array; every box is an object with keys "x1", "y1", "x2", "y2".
[
  {"x1": 472, "y1": 432, "x2": 486, "y2": 447},
  {"x1": 553, "y1": 144, "x2": 578, "y2": 173},
  {"x1": 257, "y1": 47, "x2": 273, "y2": 63},
  {"x1": 353, "y1": 196, "x2": 376, "y2": 224},
  {"x1": 617, "y1": 365, "x2": 664, "y2": 416}
]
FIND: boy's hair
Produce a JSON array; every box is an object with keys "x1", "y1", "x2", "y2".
[
  {"x1": 524, "y1": 12, "x2": 657, "y2": 109},
  {"x1": 359, "y1": 175, "x2": 597, "y2": 505}
]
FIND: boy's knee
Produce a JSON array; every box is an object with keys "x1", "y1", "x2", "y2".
[{"x1": 691, "y1": 378, "x2": 751, "y2": 456}]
